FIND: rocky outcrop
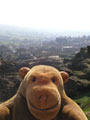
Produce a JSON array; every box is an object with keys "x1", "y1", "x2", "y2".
[
  {"x1": 66, "y1": 46, "x2": 90, "y2": 96},
  {"x1": 0, "y1": 73, "x2": 21, "y2": 102},
  {"x1": 71, "y1": 46, "x2": 90, "y2": 70}
]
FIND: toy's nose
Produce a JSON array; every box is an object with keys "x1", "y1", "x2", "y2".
[
  {"x1": 39, "y1": 95, "x2": 48, "y2": 105},
  {"x1": 37, "y1": 74, "x2": 50, "y2": 85}
]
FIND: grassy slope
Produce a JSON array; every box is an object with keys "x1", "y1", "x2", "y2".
[{"x1": 74, "y1": 92, "x2": 90, "y2": 120}]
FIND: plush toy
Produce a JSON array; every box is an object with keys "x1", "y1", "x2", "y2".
[{"x1": 0, "y1": 65, "x2": 87, "y2": 120}]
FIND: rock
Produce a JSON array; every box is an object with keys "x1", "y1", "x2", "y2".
[
  {"x1": 71, "y1": 46, "x2": 90, "y2": 70},
  {"x1": 66, "y1": 46, "x2": 90, "y2": 96},
  {"x1": 87, "y1": 46, "x2": 90, "y2": 55},
  {"x1": 0, "y1": 73, "x2": 21, "y2": 102},
  {"x1": 29, "y1": 56, "x2": 63, "y2": 70}
]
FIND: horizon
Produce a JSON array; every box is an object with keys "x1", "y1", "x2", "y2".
[{"x1": 0, "y1": 24, "x2": 90, "y2": 37}]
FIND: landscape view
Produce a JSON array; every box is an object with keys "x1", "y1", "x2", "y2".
[
  {"x1": 0, "y1": 25, "x2": 90, "y2": 119},
  {"x1": 0, "y1": 0, "x2": 90, "y2": 119}
]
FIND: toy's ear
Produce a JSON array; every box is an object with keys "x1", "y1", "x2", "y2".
[
  {"x1": 60, "y1": 71, "x2": 69, "y2": 83},
  {"x1": 19, "y1": 67, "x2": 30, "y2": 79}
]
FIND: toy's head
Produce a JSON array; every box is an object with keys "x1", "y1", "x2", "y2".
[{"x1": 18, "y1": 65, "x2": 69, "y2": 120}]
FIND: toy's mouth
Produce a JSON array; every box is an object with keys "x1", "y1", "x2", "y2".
[{"x1": 30, "y1": 101, "x2": 59, "y2": 111}]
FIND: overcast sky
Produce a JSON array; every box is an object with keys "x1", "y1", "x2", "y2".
[{"x1": 0, "y1": 0, "x2": 90, "y2": 31}]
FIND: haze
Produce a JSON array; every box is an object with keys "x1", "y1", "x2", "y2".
[{"x1": 0, "y1": 0, "x2": 90, "y2": 32}]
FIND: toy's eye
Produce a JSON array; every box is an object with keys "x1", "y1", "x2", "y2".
[
  {"x1": 52, "y1": 77, "x2": 56, "y2": 83},
  {"x1": 32, "y1": 77, "x2": 36, "y2": 82}
]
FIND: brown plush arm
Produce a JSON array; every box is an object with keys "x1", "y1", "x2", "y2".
[
  {"x1": 12, "y1": 95, "x2": 35, "y2": 120},
  {"x1": 0, "y1": 105, "x2": 10, "y2": 120},
  {"x1": 59, "y1": 104, "x2": 88, "y2": 120}
]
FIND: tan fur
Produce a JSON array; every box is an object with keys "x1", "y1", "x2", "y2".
[{"x1": 0, "y1": 65, "x2": 88, "y2": 120}]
